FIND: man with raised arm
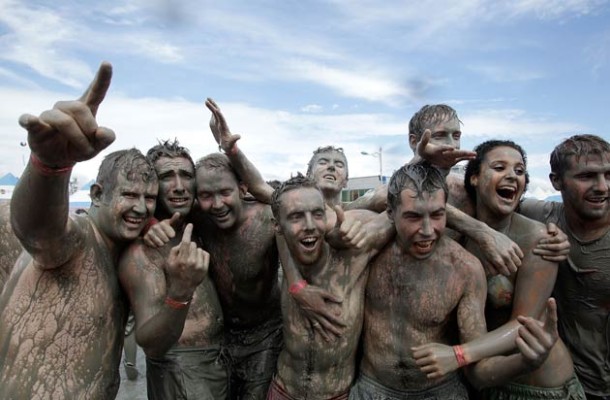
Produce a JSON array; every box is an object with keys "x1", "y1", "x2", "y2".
[
  {"x1": 518, "y1": 134, "x2": 610, "y2": 399},
  {"x1": 268, "y1": 174, "x2": 394, "y2": 399},
  {"x1": 0, "y1": 63, "x2": 162, "y2": 399},
  {"x1": 118, "y1": 140, "x2": 225, "y2": 400},
  {"x1": 193, "y1": 151, "x2": 281, "y2": 400}
]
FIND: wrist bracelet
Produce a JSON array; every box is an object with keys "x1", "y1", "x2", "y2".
[
  {"x1": 142, "y1": 218, "x2": 159, "y2": 234},
  {"x1": 30, "y1": 154, "x2": 75, "y2": 176},
  {"x1": 453, "y1": 345, "x2": 468, "y2": 368},
  {"x1": 165, "y1": 296, "x2": 191, "y2": 310},
  {"x1": 288, "y1": 279, "x2": 308, "y2": 295}
]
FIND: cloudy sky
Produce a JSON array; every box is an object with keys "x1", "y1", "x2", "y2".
[{"x1": 1, "y1": 0, "x2": 609, "y2": 198}]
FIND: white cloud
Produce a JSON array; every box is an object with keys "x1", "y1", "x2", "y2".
[
  {"x1": 301, "y1": 104, "x2": 323, "y2": 113},
  {"x1": 461, "y1": 108, "x2": 585, "y2": 138}
]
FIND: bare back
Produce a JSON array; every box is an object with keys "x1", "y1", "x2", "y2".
[{"x1": 0, "y1": 215, "x2": 127, "y2": 400}]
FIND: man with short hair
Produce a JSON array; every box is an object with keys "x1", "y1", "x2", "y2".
[
  {"x1": 519, "y1": 134, "x2": 610, "y2": 399},
  {"x1": 268, "y1": 174, "x2": 393, "y2": 399},
  {"x1": 118, "y1": 139, "x2": 225, "y2": 400},
  {"x1": 194, "y1": 152, "x2": 281, "y2": 400},
  {"x1": 0, "y1": 62, "x2": 160, "y2": 399},
  {"x1": 351, "y1": 163, "x2": 555, "y2": 399}
]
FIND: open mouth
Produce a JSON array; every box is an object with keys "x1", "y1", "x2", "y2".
[
  {"x1": 124, "y1": 216, "x2": 144, "y2": 227},
  {"x1": 496, "y1": 186, "x2": 517, "y2": 201},
  {"x1": 323, "y1": 174, "x2": 336, "y2": 182},
  {"x1": 169, "y1": 197, "x2": 190, "y2": 205},
  {"x1": 415, "y1": 240, "x2": 434, "y2": 251},
  {"x1": 586, "y1": 196, "x2": 609, "y2": 205},
  {"x1": 212, "y1": 209, "x2": 230, "y2": 220},
  {"x1": 300, "y1": 236, "x2": 318, "y2": 250}
]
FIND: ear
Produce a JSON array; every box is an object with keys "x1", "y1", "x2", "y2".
[
  {"x1": 90, "y1": 183, "x2": 103, "y2": 206},
  {"x1": 469, "y1": 174, "x2": 478, "y2": 188},
  {"x1": 386, "y1": 207, "x2": 395, "y2": 224},
  {"x1": 549, "y1": 172, "x2": 562, "y2": 191},
  {"x1": 408, "y1": 133, "x2": 418, "y2": 152},
  {"x1": 273, "y1": 218, "x2": 282, "y2": 235},
  {"x1": 238, "y1": 182, "x2": 248, "y2": 198}
]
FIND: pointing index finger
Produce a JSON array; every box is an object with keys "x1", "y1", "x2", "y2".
[{"x1": 78, "y1": 62, "x2": 113, "y2": 117}]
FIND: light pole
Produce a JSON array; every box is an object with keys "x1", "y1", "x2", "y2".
[{"x1": 361, "y1": 146, "x2": 383, "y2": 177}]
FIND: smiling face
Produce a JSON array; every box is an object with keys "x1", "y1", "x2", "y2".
[
  {"x1": 390, "y1": 188, "x2": 446, "y2": 259},
  {"x1": 196, "y1": 167, "x2": 245, "y2": 230},
  {"x1": 307, "y1": 150, "x2": 348, "y2": 194},
  {"x1": 470, "y1": 146, "x2": 527, "y2": 218},
  {"x1": 553, "y1": 152, "x2": 610, "y2": 222},
  {"x1": 276, "y1": 187, "x2": 327, "y2": 265},
  {"x1": 154, "y1": 156, "x2": 195, "y2": 219},
  {"x1": 96, "y1": 172, "x2": 158, "y2": 243}
]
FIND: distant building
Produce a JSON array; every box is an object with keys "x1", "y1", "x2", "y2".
[{"x1": 341, "y1": 175, "x2": 387, "y2": 202}]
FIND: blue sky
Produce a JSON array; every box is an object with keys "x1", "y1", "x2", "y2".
[{"x1": 1, "y1": 0, "x2": 609, "y2": 199}]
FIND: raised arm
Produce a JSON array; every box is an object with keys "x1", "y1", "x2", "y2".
[
  {"x1": 205, "y1": 98, "x2": 274, "y2": 203},
  {"x1": 119, "y1": 224, "x2": 209, "y2": 358},
  {"x1": 11, "y1": 62, "x2": 115, "y2": 268}
]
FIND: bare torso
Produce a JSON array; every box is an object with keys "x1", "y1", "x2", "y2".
[
  {"x1": 276, "y1": 249, "x2": 370, "y2": 398},
  {"x1": 197, "y1": 202, "x2": 280, "y2": 330},
  {"x1": 0, "y1": 202, "x2": 23, "y2": 293},
  {"x1": 361, "y1": 236, "x2": 481, "y2": 390},
  {"x1": 124, "y1": 236, "x2": 224, "y2": 348},
  {"x1": 465, "y1": 213, "x2": 574, "y2": 387},
  {"x1": 0, "y1": 216, "x2": 127, "y2": 400}
]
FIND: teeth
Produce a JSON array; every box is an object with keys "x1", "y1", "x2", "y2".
[
  {"x1": 302, "y1": 237, "x2": 316, "y2": 244},
  {"x1": 125, "y1": 217, "x2": 142, "y2": 224},
  {"x1": 323, "y1": 175, "x2": 336, "y2": 181},
  {"x1": 416, "y1": 240, "x2": 433, "y2": 249}
]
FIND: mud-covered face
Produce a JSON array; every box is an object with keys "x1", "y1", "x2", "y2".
[
  {"x1": 470, "y1": 146, "x2": 526, "y2": 218},
  {"x1": 277, "y1": 187, "x2": 327, "y2": 265},
  {"x1": 410, "y1": 116, "x2": 461, "y2": 152},
  {"x1": 555, "y1": 152, "x2": 610, "y2": 222},
  {"x1": 309, "y1": 150, "x2": 348, "y2": 194},
  {"x1": 154, "y1": 156, "x2": 195, "y2": 218},
  {"x1": 196, "y1": 167, "x2": 245, "y2": 230},
  {"x1": 97, "y1": 172, "x2": 158, "y2": 242},
  {"x1": 391, "y1": 188, "x2": 446, "y2": 259}
]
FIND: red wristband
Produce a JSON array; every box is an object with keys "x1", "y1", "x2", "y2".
[
  {"x1": 30, "y1": 154, "x2": 75, "y2": 175},
  {"x1": 453, "y1": 345, "x2": 468, "y2": 368},
  {"x1": 288, "y1": 279, "x2": 308, "y2": 295},
  {"x1": 164, "y1": 296, "x2": 191, "y2": 310},
  {"x1": 142, "y1": 218, "x2": 159, "y2": 235}
]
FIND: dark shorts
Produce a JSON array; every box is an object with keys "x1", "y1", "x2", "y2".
[
  {"x1": 482, "y1": 375, "x2": 587, "y2": 400},
  {"x1": 267, "y1": 377, "x2": 349, "y2": 400},
  {"x1": 349, "y1": 372, "x2": 469, "y2": 400},
  {"x1": 226, "y1": 317, "x2": 283, "y2": 400},
  {"x1": 146, "y1": 345, "x2": 228, "y2": 400}
]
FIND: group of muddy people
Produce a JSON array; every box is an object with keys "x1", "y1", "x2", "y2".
[{"x1": 0, "y1": 62, "x2": 608, "y2": 400}]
